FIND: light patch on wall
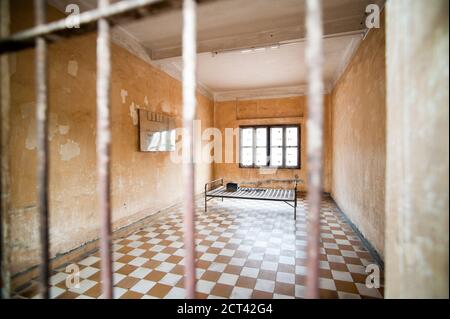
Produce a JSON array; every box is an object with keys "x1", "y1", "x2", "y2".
[
  {"x1": 144, "y1": 96, "x2": 149, "y2": 106},
  {"x1": 58, "y1": 125, "x2": 70, "y2": 135},
  {"x1": 9, "y1": 54, "x2": 17, "y2": 76},
  {"x1": 48, "y1": 113, "x2": 60, "y2": 141},
  {"x1": 22, "y1": 108, "x2": 71, "y2": 149},
  {"x1": 59, "y1": 139, "x2": 80, "y2": 161},
  {"x1": 117, "y1": 176, "x2": 124, "y2": 190},
  {"x1": 20, "y1": 102, "x2": 37, "y2": 150},
  {"x1": 129, "y1": 102, "x2": 138, "y2": 126},
  {"x1": 121, "y1": 89, "x2": 128, "y2": 104},
  {"x1": 25, "y1": 133, "x2": 36, "y2": 150},
  {"x1": 67, "y1": 60, "x2": 78, "y2": 77},
  {"x1": 161, "y1": 101, "x2": 170, "y2": 113},
  {"x1": 259, "y1": 167, "x2": 278, "y2": 175}
]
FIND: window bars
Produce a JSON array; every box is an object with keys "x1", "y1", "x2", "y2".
[{"x1": 0, "y1": 0, "x2": 324, "y2": 299}]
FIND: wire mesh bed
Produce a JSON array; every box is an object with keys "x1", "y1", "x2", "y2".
[{"x1": 204, "y1": 178, "x2": 300, "y2": 220}]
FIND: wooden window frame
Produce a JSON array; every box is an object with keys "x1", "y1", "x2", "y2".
[{"x1": 239, "y1": 124, "x2": 301, "y2": 169}]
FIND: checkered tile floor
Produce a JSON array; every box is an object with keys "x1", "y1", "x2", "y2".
[{"x1": 14, "y1": 196, "x2": 384, "y2": 299}]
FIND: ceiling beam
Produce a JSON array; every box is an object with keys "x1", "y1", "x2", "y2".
[
  {"x1": 151, "y1": 24, "x2": 305, "y2": 60},
  {"x1": 150, "y1": 15, "x2": 368, "y2": 60},
  {"x1": 213, "y1": 83, "x2": 334, "y2": 102}
]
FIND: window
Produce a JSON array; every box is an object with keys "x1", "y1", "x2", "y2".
[{"x1": 239, "y1": 125, "x2": 300, "y2": 168}]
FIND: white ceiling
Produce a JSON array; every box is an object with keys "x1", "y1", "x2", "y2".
[
  {"x1": 120, "y1": 0, "x2": 379, "y2": 60},
  {"x1": 155, "y1": 33, "x2": 362, "y2": 97},
  {"x1": 49, "y1": 0, "x2": 383, "y2": 99}
]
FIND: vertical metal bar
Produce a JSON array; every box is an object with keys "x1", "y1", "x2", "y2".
[
  {"x1": 182, "y1": 0, "x2": 197, "y2": 299},
  {"x1": 35, "y1": 0, "x2": 50, "y2": 299},
  {"x1": 305, "y1": 0, "x2": 324, "y2": 299},
  {"x1": 204, "y1": 183, "x2": 207, "y2": 212},
  {"x1": 96, "y1": 0, "x2": 113, "y2": 299},
  {"x1": 0, "y1": 0, "x2": 11, "y2": 299},
  {"x1": 294, "y1": 185, "x2": 297, "y2": 220}
]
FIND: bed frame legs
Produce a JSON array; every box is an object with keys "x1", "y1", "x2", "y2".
[
  {"x1": 294, "y1": 184, "x2": 298, "y2": 220},
  {"x1": 294, "y1": 202, "x2": 297, "y2": 220}
]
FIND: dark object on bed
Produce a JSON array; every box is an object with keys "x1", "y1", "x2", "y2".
[{"x1": 226, "y1": 182, "x2": 238, "y2": 192}]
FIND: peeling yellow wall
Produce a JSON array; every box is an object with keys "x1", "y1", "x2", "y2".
[
  {"x1": 8, "y1": 2, "x2": 214, "y2": 274},
  {"x1": 213, "y1": 96, "x2": 333, "y2": 193},
  {"x1": 330, "y1": 15, "x2": 386, "y2": 257}
]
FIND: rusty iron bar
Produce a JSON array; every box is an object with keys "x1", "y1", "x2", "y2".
[
  {"x1": 34, "y1": 0, "x2": 50, "y2": 299},
  {"x1": 182, "y1": 0, "x2": 197, "y2": 299},
  {"x1": 97, "y1": 0, "x2": 113, "y2": 299},
  {"x1": 0, "y1": 0, "x2": 11, "y2": 299},
  {"x1": 0, "y1": 0, "x2": 164, "y2": 54},
  {"x1": 305, "y1": 0, "x2": 324, "y2": 299}
]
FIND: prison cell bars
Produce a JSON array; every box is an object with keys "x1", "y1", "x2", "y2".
[
  {"x1": 0, "y1": 0, "x2": 324, "y2": 299},
  {"x1": 305, "y1": 0, "x2": 324, "y2": 299},
  {"x1": 0, "y1": 0, "x2": 11, "y2": 300},
  {"x1": 34, "y1": 0, "x2": 51, "y2": 300},
  {"x1": 97, "y1": 0, "x2": 114, "y2": 300},
  {"x1": 0, "y1": 0, "x2": 164, "y2": 55},
  {"x1": 182, "y1": 0, "x2": 198, "y2": 299}
]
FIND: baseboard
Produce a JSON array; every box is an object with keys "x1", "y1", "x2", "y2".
[{"x1": 330, "y1": 197, "x2": 385, "y2": 270}]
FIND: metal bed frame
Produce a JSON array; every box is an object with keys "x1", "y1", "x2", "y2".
[{"x1": 205, "y1": 178, "x2": 299, "y2": 220}]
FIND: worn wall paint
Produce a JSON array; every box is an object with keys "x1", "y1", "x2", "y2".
[
  {"x1": 8, "y1": 2, "x2": 214, "y2": 273},
  {"x1": 128, "y1": 102, "x2": 138, "y2": 126},
  {"x1": 385, "y1": 0, "x2": 449, "y2": 298},
  {"x1": 59, "y1": 140, "x2": 80, "y2": 161},
  {"x1": 58, "y1": 125, "x2": 69, "y2": 135},
  {"x1": 120, "y1": 89, "x2": 128, "y2": 104},
  {"x1": 213, "y1": 96, "x2": 333, "y2": 193},
  {"x1": 330, "y1": 14, "x2": 386, "y2": 257},
  {"x1": 67, "y1": 60, "x2": 78, "y2": 77}
]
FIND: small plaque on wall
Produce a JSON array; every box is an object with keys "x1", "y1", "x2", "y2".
[{"x1": 138, "y1": 109, "x2": 176, "y2": 152}]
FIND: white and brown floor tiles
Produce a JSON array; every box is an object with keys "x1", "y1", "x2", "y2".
[{"x1": 14, "y1": 196, "x2": 384, "y2": 299}]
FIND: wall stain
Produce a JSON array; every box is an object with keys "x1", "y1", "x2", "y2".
[
  {"x1": 67, "y1": 60, "x2": 78, "y2": 77},
  {"x1": 59, "y1": 139, "x2": 81, "y2": 161}
]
